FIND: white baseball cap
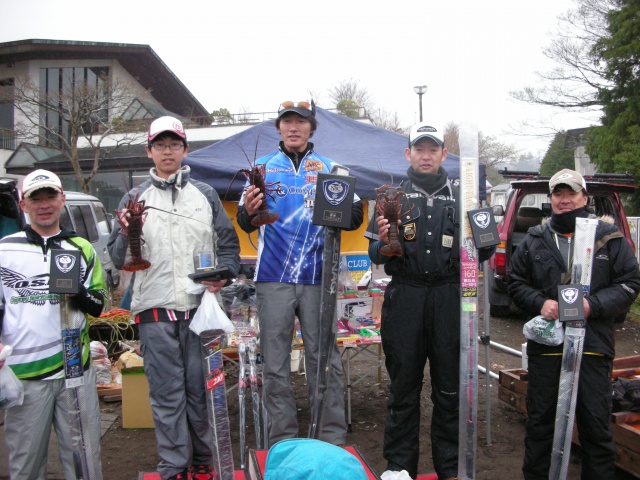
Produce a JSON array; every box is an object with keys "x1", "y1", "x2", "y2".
[
  {"x1": 21, "y1": 169, "x2": 63, "y2": 198},
  {"x1": 409, "y1": 123, "x2": 444, "y2": 147},
  {"x1": 148, "y1": 116, "x2": 186, "y2": 142}
]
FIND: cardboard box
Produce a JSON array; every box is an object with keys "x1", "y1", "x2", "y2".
[
  {"x1": 116, "y1": 351, "x2": 144, "y2": 372},
  {"x1": 121, "y1": 367, "x2": 154, "y2": 429}
]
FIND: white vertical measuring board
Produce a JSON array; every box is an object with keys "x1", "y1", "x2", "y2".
[{"x1": 458, "y1": 123, "x2": 479, "y2": 480}]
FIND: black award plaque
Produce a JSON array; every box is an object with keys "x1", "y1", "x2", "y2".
[{"x1": 49, "y1": 249, "x2": 81, "y2": 294}]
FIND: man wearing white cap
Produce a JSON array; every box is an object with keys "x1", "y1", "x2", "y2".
[
  {"x1": 108, "y1": 116, "x2": 240, "y2": 480},
  {"x1": 0, "y1": 169, "x2": 107, "y2": 479},
  {"x1": 366, "y1": 123, "x2": 494, "y2": 480},
  {"x1": 509, "y1": 168, "x2": 640, "y2": 479}
]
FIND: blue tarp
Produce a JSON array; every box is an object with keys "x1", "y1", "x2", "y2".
[{"x1": 185, "y1": 107, "x2": 486, "y2": 200}]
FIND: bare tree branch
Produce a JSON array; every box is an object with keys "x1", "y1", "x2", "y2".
[
  {"x1": 327, "y1": 78, "x2": 375, "y2": 115},
  {"x1": 10, "y1": 74, "x2": 148, "y2": 192},
  {"x1": 444, "y1": 121, "x2": 519, "y2": 167},
  {"x1": 510, "y1": 0, "x2": 615, "y2": 111},
  {"x1": 444, "y1": 122, "x2": 460, "y2": 155},
  {"x1": 370, "y1": 108, "x2": 405, "y2": 133}
]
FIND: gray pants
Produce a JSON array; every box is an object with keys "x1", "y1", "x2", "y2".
[
  {"x1": 256, "y1": 282, "x2": 347, "y2": 446},
  {"x1": 139, "y1": 320, "x2": 211, "y2": 480},
  {"x1": 4, "y1": 368, "x2": 103, "y2": 480}
]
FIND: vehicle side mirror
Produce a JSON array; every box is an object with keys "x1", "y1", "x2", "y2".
[
  {"x1": 491, "y1": 205, "x2": 504, "y2": 217},
  {"x1": 541, "y1": 203, "x2": 552, "y2": 217}
]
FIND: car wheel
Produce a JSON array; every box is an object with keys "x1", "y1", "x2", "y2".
[{"x1": 490, "y1": 304, "x2": 511, "y2": 317}]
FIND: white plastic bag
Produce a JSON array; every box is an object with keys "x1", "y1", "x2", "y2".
[
  {"x1": 523, "y1": 315, "x2": 564, "y2": 346},
  {"x1": 90, "y1": 341, "x2": 112, "y2": 384},
  {"x1": 0, "y1": 346, "x2": 24, "y2": 409},
  {"x1": 185, "y1": 278, "x2": 207, "y2": 295},
  {"x1": 189, "y1": 290, "x2": 234, "y2": 336}
]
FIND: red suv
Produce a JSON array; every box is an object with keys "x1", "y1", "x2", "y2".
[{"x1": 487, "y1": 172, "x2": 637, "y2": 317}]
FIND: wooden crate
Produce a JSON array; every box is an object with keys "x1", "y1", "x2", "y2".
[
  {"x1": 498, "y1": 355, "x2": 640, "y2": 478},
  {"x1": 610, "y1": 396, "x2": 640, "y2": 477},
  {"x1": 498, "y1": 368, "x2": 528, "y2": 415}
]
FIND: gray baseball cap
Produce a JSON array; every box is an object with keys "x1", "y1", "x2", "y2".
[{"x1": 549, "y1": 169, "x2": 587, "y2": 193}]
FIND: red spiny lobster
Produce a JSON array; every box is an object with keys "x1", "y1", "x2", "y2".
[
  {"x1": 115, "y1": 191, "x2": 151, "y2": 272},
  {"x1": 240, "y1": 163, "x2": 281, "y2": 227},
  {"x1": 375, "y1": 185, "x2": 411, "y2": 257},
  {"x1": 233, "y1": 133, "x2": 281, "y2": 227}
]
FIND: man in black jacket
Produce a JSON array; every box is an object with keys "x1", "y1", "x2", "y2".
[
  {"x1": 366, "y1": 123, "x2": 494, "y2": 480},
  {"x1": 509, "y1": 169, "x2": 640, "y2": 480}
]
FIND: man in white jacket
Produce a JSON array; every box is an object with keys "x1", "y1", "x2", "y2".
[
  {"x1": 1, "y1": 169, "x2": 107, "y2": 479},
  {"x1": 108, "y1": 117, "x2": 240, "y2": 480}
]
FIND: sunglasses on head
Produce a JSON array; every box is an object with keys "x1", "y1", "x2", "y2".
[{"x1": 279, "y1": 100, "x2": 313, "y2": 112}]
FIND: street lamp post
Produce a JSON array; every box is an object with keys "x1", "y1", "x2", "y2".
[{"x1": 413, "y1": 85, "x2": 427, "y2": 122}]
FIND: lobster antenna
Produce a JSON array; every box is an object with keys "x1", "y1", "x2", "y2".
[
  {"x1": 253, "y1": 125, "x2": 264, "y2": 163},
  {"x1": 235, "y1": 139, "x2": 252, "y2": 168},
  {"x1": 376, "y1": 160, "x2": 395, "y2": 186},
  {"x1": 145, "y1": 205, "x2": 211, "y2": 226}
]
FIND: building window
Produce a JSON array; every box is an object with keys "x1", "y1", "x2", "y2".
[
  {"x1": 39, "y1": 67, "x2": 109, "y2": 148},
  {"x1": 0, "y1": 78, "x2": 15, "y2": 149}
]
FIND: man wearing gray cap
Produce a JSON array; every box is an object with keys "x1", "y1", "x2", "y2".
[
  {"x1": 509, "y1": 168, "x2": 640, "y2": 479},
  {"x1": 366, "y1": 123, "x2": 494, "y2": 480}
]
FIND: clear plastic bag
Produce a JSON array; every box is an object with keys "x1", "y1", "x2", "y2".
[
  {"x1": 0, "y1": 346, "x2": 24, "y2": 410},
  {"x1": 339, "y1": 256, "x2": 357, "y2": 295},
  {"x1": 523, "y1": 315, "x2": 564, "y2": 346}
]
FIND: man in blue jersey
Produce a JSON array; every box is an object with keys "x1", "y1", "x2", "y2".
[
  {"x1": 237, "y1": 100, "x2": 364, "y2": 446},
  {"x1": 0, "y1": 169, "x2": 106, "y2": 479}
]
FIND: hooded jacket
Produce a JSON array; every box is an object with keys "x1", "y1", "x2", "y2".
[{"x1": 509, "y1": 218, "x2": 640, "y2": 358}]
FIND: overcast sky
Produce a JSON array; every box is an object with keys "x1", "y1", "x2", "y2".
[{"x1": 1, "y1": 0, "x2": 601, "y2": 158}]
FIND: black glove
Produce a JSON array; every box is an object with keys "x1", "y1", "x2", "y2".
[{"x1": 68, "y1": 284, "x2": 104, "y2": 318}]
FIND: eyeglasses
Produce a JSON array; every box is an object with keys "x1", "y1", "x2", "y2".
[
  {"x1": 151, "y1": 142, "x2": 185, "y2": 151},
  {"x1": 279, "y1": 100, "x2": 313, "y2": 112}
]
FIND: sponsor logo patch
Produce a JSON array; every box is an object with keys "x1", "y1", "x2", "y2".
[
  {"x1": 403, "y1": 222, "x2": 416, "y2": 241},
  {"x1": 304, "y1": 160, "x2": 323, "y2": 172}
]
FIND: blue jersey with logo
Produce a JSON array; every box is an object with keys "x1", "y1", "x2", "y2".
[{"x1": 240, "y1": 149, "x2": 356, "y2": 284}]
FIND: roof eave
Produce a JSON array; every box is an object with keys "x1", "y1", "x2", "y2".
[{"x1": 0, "y1": 39, "x2": 209, "y2": 120}]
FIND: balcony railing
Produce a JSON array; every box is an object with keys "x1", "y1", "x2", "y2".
[
  {"x1": 0, "y1": 128, "x2": 17, "y2": 150},
  {"x1": 189, "y1": 107, "x2": 370, "y2": 127}
]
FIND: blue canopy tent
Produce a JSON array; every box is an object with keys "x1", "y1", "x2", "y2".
[{"x1": 185, "y1": 107, "x2": 486, "y2": 201}]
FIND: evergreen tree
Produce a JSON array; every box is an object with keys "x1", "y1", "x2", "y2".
[
  {"x1": 587, "y1": 0, "x2": 640, "y2": 210},
  {"x1": 540, "y1": 131, "x2": 575, "y2": 176}
]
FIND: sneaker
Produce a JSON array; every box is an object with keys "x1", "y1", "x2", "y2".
[
  {"x1": 189, "y1": 464, "x2": 214, "y2": 480},
  {"x1": 380, "y1": 470, "x2": 412, "y2": 480},
  {"x1": 167, "y1": 471, "x2": 189, "y2": 480}
]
